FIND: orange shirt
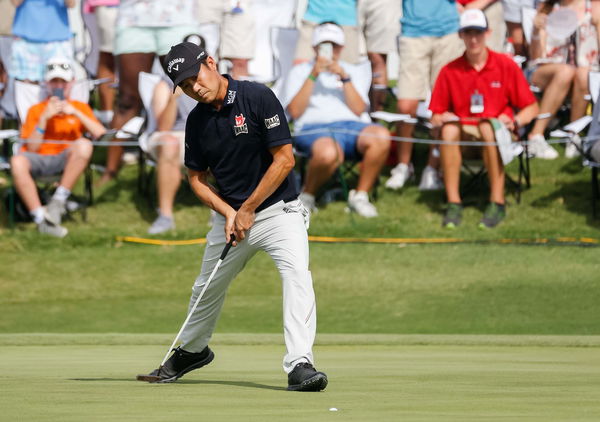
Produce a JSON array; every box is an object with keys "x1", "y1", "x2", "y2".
[{"x1": 20, "y1": 100, "x2": 99, "y2": 155}]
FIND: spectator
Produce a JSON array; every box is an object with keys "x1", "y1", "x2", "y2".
[
  {"x1": 145, "y1": 79, "x2": 197, "y2": 234},
  {"x1": 502, "y1": 0, "x2": 538, "y2": 56},
  {"x1": 457, "y1": 1, "x2": 507, "y2": 52},
  {"x1": 285, "y1": 22, "x2": 391, "y2": 218},
  {"x1": 294, "y1": 0, "x2": 361, "y2": 64},
  {"x1": 83, "y1": 0, "x2": 119, "y2": 125},
  {"x1": 10, "y1": 57, "x2": 106, "y2": 237},
  {"x1": 195, "y1": 0, "x2": 256, "y2": 80},
  {"x1": 0, "y1": 0, "x2": 15, "y2": 125},
  {"x1": 357, "y1": 0, "x2": 402, "y2": 111},
  {"x1": 99, "y1": 0, "x2": 200, "y2": 185},
  {"x1": 386, "y1": 0, "x2": 463, "y2": 192},
  {"x1": 430, "y1": 9, "x2": 538, "y2": 228},
  {"x1": 9, "y1": 0, "x2": 75, "y2": 83},
  {"x1": 526, "y1": 0, "x2": 600, "y2": 159}
]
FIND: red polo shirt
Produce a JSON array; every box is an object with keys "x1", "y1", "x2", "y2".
[{"x1": 429, "y1": 49, "x2": 536, "y2": 125}]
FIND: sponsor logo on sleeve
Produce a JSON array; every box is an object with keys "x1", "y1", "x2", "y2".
[
  {"x1": 264, "y1": 114, "x2": 280, "y2": 129},
  {"x1": 234, "y1": 113, "x2": 248, "y2": 136}
]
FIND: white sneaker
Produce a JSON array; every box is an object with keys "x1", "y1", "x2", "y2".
[
  {"x1": 565, "y1": 135, "x2": 582, "y2": 158},
  {"x1": 298, "y1": 192, "x2": 318, "y2": 214},
  {"x1": 38, "y1": 221, "x2": 68, "y2": 238},
  {"x1": 385, "y1": 163, "x2": 414, "y2": 190},
  {"x1": 527, "y1": 134, "x2": 559, "y2": 160},
  {"x1": 347, "y1": 190, "x2": 378, "y2": 218},
  {"x1": 418, "y1": 165, "x2": 444, "y2": 191}
]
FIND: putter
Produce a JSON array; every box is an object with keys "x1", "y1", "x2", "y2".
[{"x1": 137, "y1": 235, "x2": 236, "y2": 383}]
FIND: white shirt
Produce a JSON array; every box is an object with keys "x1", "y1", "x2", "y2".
[
  {"x1": 283, "y1": 60, "x2": 371, "y2": 131},
  {"x1": 117, "y1": 0, "x2": 198, "y2": 28}
]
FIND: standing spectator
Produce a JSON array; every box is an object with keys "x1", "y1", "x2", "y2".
[
  {"x1": 285, "y1": 22, "x2": 391, "y2": 218},
  {"x1": 386, "y1": 0, "x2": 463, "y2": 192},
  {"x1": 294, "y1": 0, "x2": 361, "y2": 64},
  {"x1": 357, "y1": 0, "x2": 402, "y2": 111},
  {"x1": 430, "y1": 10, "x2": 538, "y2": 228},
  {"x1": 9, "y1": 0, "x2": 75, "y2": 83},
  {"x1": 526, "y1": 0, "x2": 600, "y2": 159},
  {"x1": 457, "y1": 0, "x2": 507, "y2": 52},
  {"x1": 83, "y1": 0, "x2": 119, "y2": 125},
  {"x1": 99, "y1": 0, "x2": 200, "y2": 185},
  {"x1": 502, "y1": 0, "x2": 538, "y2": 56},
  {"x1": 0, "y1": 0, "x2": 15, "y2": 125},
  {"x1": 10, "y1": 57, "x2": 106, "y2": 237},
  {"x1": 145, "y1": 79, "x2": 196, "y2": 234},
  {"x1": 195, "y1": 0, "x2": 255, "y2": 80}
]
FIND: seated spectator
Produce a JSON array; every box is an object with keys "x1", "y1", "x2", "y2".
[
  {"x1": 285, "y1": 22, "x2": 391, "y2": 218},
  {"x1": 457, "y1": 0, "x2": 507, "y2": 52},
  {"x1": 430, "y1": 10, "x2": 538, "y2": 228},
  {"x1": 9, "y1": 0, "x2": 75, "y2": 84},
  {"x1": 386, "y1": 0, "x2": 463, "y2": 192},
  {"x1": 526, "y1": 0, "x2": 600, "y2": 159},
  {"x1": 10, "y1": 57, "x2": 106, "y2": 237},
  {"x1": 145, "y1": 78, "x2": 197, "y2": 234}
]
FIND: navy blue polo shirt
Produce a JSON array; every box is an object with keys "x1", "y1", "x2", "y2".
[{"x1": 184, "y1": 75, "x2": 298, "y2": 212}]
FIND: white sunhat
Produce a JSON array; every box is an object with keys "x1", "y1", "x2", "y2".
[
  {"x1": 45, "y1": 57, "x2": 74, "y2": 82},
  {"x1": 459, "y1": 9, "x2": 488, "y2": 32},
  {"x1": 312, "y1": 23, "x2": 345, "y2": 47}
]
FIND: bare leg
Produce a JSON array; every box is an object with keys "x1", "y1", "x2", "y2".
[
  {"x1": 303, "y1": 137, "x2": 344, "y2": 195},
  {"x1": 156, "y1": 135, "x2": 182, "y2": 217},
  {"x1": 355, "y1": 125, "x2": 391, "y2": 192},
  {"x1": 10, "y1": 155, "x2": 40, "y2": 211},
  {"x1": 100, "y1": 52, "x2": 156, "y2": 183},
  {"x1": 440, "y1": 122, "x2": 462, "y2": 204},
  {"x1": 229, "y1": 58, "x2": 249, "y2": 79},
  {"x1": 396, "y1": 99, "x2": 419, "y2": 165},
  {"x1": 479, "y1": 121, "x2": 504, "y2": 204},
  {"x1": 570, "y1": 66, "x2": 590, "y2": 122},
  {"x1": 367, "y1": 52, "x2": 387, "y2": 112},
  {"x1": 59, "y1": 139, "x2": 93, "y2": 190},
  {"x1": 506, "y1": 22, "x2": 527, "y2": 57},
  {"x1": 529, "y1": 63, "x2": 575, "y2": 136},
  {"x1": 97, "y1": 51, "x2": 116, "y2": 111}
]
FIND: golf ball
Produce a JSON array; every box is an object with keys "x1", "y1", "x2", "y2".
[{"x1": 329, "y1": 407, "x2": 338, "y2": 412}]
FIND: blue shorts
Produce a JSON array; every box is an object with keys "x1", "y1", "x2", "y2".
[{"x1": 293, "y1": 120, "x2": 374, "y2": 160}]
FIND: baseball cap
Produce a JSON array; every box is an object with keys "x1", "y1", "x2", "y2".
[
  {"x1": 164, "y1": 42, "x2": 208, "y2": 92},
  {"x1": 459, "y1": 9, "x2": 488, "y2": 32},
  {"x1": 45, "y1": 57, "x2": 74, "y2": 82},
  {"x1": 311, "y1": 23, "x2": 345, "y2": 47}
]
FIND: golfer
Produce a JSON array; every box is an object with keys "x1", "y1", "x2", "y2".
[{"x1": 139, "y1": 42, "x2": 328, "y2": 392}]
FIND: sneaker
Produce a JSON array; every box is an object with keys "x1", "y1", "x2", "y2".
[
  {"x1": 287, "y1": 362, "x2": 328, "y2": 392},
  {"x1": 148, "y1": 215, "x2": 175, "y2": 234},
  {"x1": 347, "y1": 189, "x2": 378, "y2": 218},
  {"x1": 44, "y1": 199, "x2": 66, "y2": 226},
  {"x1": 478, "y1": 202, "x2": 506, "y2": 229},
  {"x1": 38, "y1": 221, "x2": 68, "y2": 238},
  {"x1": 418, "y1": 165, "x2": 444, "y2": 191},
  {"x1": 137, "y1": 346, "x2": 214, "y2": 383},
  {"x1": 385, "y1": 162, "x2": 414, "y2": 190},
  {"x1": 527, "y1": 134, "x2": 558, "y2": 160},
  {"x1": 442, "y1": 202, "x2": 463, "y2": 229},
  {"x1": 298, "y1": 192, "x2": 318, "y2": 214},
  {"x1": 565, "y1": 135, "x2": 582, "y2": 158}
]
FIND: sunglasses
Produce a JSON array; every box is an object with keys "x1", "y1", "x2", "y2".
[{"x1": 47, "y1": 63, "x2": 71, "y2": 71}]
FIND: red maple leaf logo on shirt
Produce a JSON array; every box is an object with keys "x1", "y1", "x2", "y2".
[{"x1": 235, "y1": 114, "x2": 245, "y2": 127}]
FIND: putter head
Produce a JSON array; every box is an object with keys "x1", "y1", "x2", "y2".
[{"x1": 136, "y1": 366, "x2": 163, "y2": 383}]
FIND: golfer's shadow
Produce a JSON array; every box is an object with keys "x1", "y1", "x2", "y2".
[{"x1": 69, "y1": 378, "x2": 285, "y2": 391}]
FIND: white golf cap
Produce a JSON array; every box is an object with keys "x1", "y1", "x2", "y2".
[
  {"x1": 312, "y1": 23, "x2": 345, "y2": 47},
  {"x1": 45, "y1": 57, "x2": 74, "y2": 82},
  {"x1": 459, "y1": 9, "x2": 488, "y2": 32}
]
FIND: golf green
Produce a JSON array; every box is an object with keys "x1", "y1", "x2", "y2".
[{"x1": 1, "y1": 336, "x2": 599, "y2": 421}]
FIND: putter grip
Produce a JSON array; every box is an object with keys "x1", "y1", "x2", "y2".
[{"x1": 220, "y1": 235, "x2": 236, "y2": 260}]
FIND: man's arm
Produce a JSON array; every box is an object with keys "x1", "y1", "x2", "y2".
[
  {"x1": 233, "y1": 143, "x2": 295, "y2": 241},
  {"x1": 514, "y1": 102, "x2": 539, "y2": 130},
  {"x1": 328, "y1": 61, "x2": 366, "y2": 116}
]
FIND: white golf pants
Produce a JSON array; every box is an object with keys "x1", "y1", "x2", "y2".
[{"x1": 180, "y1": 199, "x2": 317, "y2": 373}]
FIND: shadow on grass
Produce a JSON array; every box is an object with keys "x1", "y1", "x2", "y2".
[{"x1": 69, "y1": 378, "x2": 285, "y2": 391}]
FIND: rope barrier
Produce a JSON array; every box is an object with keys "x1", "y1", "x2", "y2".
[{"x1": 115, "y1": 235, "x2": 600, "y2": 247}]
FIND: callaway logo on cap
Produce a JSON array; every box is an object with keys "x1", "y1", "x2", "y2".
[{"x1": 164, "y1": 42, "x2": 208, "y2": 92}]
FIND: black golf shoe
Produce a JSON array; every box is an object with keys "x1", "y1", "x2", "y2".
[
  {"x1": 143, "y1": 346, "x2": 214, "y2": 383},
  {"x1": 287, "y1": 362, "x2": 328, "y2": 392}
]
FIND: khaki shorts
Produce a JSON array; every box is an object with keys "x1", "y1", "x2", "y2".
[
  {"x1": 397, "y1": 32, "x2": 463, "y2": 100},
  {"x1": 484, "y1": 1, "x2": 507, "y2": 52},
  {"x1": 358, "y1": 0, "x2": 401, "y2": 55},
  {"x1": 95, "y1": 5, "x2": 118, "y2": 53},
  {"x1": 294, "y1": 20, "x2": 361, "y2": 64},
  {"x1": 196, "y1": 0, "x2": 256, "y2": 59},
  {"x1": 147, "y1": 131, "x2": 185, "y2": 164}
]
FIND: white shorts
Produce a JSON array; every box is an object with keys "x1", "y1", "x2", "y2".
[
  {"x1": 502, "y1": 0, "x2": 537, "y2": 23},
  {"x1": 95, "y1": 5, "x2": 118, "y2": 53},
  {"x1": 147, "y1": 131, "x2": 185, "y2": 164}
]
